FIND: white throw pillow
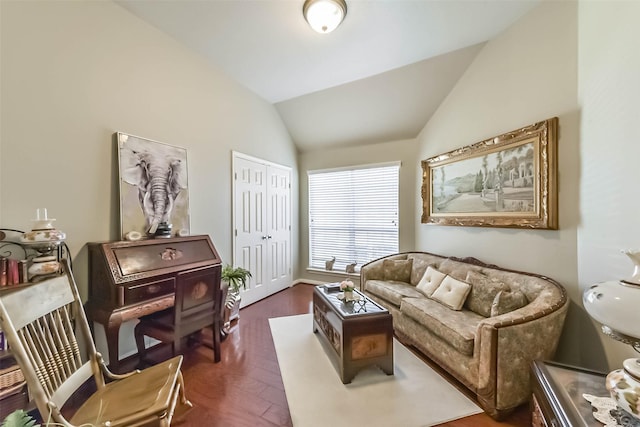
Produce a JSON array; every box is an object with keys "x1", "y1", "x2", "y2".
[
  {"x1": 431, "y1": 275, "x2": 472, "y2": 311},
  {"x1": 416, "y1": 266, "x2": 447, "y2": 297}
]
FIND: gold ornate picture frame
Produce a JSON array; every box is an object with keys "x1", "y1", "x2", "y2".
[{"x1": 421, "y1": 117, "x2": 558, "y2": 229}]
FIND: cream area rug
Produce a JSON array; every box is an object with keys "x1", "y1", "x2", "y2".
[{"x1": 269, "y1": 313, "x2": 482, "y2": 427}]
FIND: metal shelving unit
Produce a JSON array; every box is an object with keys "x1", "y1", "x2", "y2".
[{"x1": 0, "y1": 228, "x2": 70, "y2": 420}]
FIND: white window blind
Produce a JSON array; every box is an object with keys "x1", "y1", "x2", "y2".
[{"x1": 308, "y1": 162, "x2": 400, "y2": 272}]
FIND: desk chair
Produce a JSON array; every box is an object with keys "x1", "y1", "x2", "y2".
[
  {"x1": 135, "y1": 267, "x2": 223, "y2": 364},
  {"x1": 0, "y1": 260, "x2": 191, "y2": 427}
]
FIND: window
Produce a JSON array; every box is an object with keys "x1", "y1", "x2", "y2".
[{"x1": 308, "y1": 162, "x2": 400, "y2": 272}]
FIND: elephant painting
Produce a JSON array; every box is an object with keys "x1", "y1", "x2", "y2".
[{"x1": 117, "y1": 133, "x2": 190, "y2": 238}]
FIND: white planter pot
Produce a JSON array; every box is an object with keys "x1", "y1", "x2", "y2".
[{"x1": 223, "y1": 289, "x2": 241, "y2": 332}]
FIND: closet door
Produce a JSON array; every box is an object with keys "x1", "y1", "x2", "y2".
[
  {"x1": 233, "y1": 153, "x2": 291, "y2": 306},
  {"x1": 266, "y1": 164, "x2": 291, "y2": 293},
  {"x1": 233, "y1": 156, "x2": 268, "y2": 305}
]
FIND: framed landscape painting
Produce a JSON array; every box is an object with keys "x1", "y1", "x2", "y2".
[
  {"x1": 421, "y1": 118, "x2": 558, "y2": 229},
  {"x1": 117, "y1": 132, "x2": 190, "y2": 239}
]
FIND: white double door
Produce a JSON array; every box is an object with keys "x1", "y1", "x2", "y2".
[{"x1": 232, "y1": 153, "x2": 292, "y2": 307}]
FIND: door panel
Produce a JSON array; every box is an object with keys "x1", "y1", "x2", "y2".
[
  {"x1": 233, "y1": 154, "x2": 291, "y2": 306},
  {"x1": 233, "y1": 157, "x2": 268, "y2": 305},
  {"x1": 267, "y1": 165, "x2": 291, "y2": 292}
]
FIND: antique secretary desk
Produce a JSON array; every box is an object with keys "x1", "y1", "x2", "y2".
[{"x1": 85, "y1": 235, "x2": 222, "y2": 372}]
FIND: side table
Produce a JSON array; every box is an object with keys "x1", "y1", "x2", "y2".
[{"x1": 531, "y1": 360, "x2": 608, "y2": 427}]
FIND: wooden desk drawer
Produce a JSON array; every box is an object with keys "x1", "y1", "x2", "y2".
[{"x1": 122, "y1": 277, "x2": 175, "y2": 305}]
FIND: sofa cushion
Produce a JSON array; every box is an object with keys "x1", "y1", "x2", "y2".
[
  {"x1": 431, "y1": 276, "x2": 471, "y2": 310},
  {"x1": 437, "y1": 259, "x2": 471, "y2": 281},
  {"x1": 400, "y1": 297, "x2": 483, "y2": 356},
  {"x1": 416, "y1": 266, "x2": 447, "y2": 297},
  {"x1": 407, "y1": 254, "x2": 443, "y2": 285},
  {"x1": 465, "y1": 270, "x2": 511, "y2": 317},
  {"x1": 382, "y1": 259, "x2": 413, "y2": 282},
  {"x1": 491, "y1": 289, "x2": 528, "y2": 316},
  {"x1": 365, "y1": 280, "x2": 423, "y2": 306}
]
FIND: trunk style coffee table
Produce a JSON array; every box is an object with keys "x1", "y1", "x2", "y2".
[{"x1": 313, "y1": 284, "x2": 394, "y2": 384}]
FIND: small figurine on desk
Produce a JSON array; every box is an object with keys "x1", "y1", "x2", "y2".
[{"x1": 125, "y1": 231, "x2": 142, "y2": 241}]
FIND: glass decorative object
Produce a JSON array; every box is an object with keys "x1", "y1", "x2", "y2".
[
  {"x1": 622, "y1": 249, "x2": 640, "y2": 285},
  {"x1": 19, "y1": 208, "x2": 65, "y2": 280},
  {"x1": 583, "y1": 249, "x2": 640, "y2": 423}
]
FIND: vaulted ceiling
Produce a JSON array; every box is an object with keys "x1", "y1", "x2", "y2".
[{"x1": 116, "y1": 0, "x2": 539, "y2": 152}]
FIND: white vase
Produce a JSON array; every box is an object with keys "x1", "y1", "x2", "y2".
[
  {"x1": 223, "y1": 287, "x2": 241, "y2": 332},
  {"x1": 28, "y1": 260, "x2": 60, "y2": 278},
  {"x1": 583, "y1": 280, "x2": 640, "y2": 343},
  {"x1": 343, "y1": 290, "x2": 354, "y2": 301},
  {"x1": 606, "y1": 358, "x2": 640, "y2": 420}
]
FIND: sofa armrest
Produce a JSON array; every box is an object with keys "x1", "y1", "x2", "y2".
[
  {"x1": 474, "y1": 298, "x2": 569, "y2": 412},
  {"x1": 360, "y1": 254, "x2": 408, "y2": 289}
]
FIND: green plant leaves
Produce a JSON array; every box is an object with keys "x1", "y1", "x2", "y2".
[
  {"x1": 221, "y1": 264, "x2": 252, "y2": 293},
  {"x1": 1, "y1": 410, "x2": 39, "y2": 427}
]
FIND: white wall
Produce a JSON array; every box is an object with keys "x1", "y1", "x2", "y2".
[
  {"x1": 0, "y1": 1, "x2": 298, "y2": 360},
  {"x1": 416, "y1": 1, "x2": 582, "y2": 364},
  {"x1": 577, "y1": 0, "x2": 640, "y2": 370},
  {"x1": 298, "y1": 139, "x2": 418, "y2": 284}
]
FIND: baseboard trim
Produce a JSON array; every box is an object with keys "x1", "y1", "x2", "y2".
[{"x1": 292, "y1": 278, "x2": 324, "y2": 286}]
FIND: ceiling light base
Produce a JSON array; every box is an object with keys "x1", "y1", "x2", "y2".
[{"x1": 303, "y1": 0, "x2": 347, "y2": 34}]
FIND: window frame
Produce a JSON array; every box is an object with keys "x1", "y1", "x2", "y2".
[{"x1": 307, "y1": 161, "x2": 400, "y2": 273}]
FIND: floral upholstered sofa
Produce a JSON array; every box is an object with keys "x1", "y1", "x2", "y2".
[{"x1": 360, "y1": 252, "x2": 568, "y2": 419}]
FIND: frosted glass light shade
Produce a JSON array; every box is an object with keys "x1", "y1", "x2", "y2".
[
  {"x1": 583, "y1": 280, "x2": 640, "y2": 345},
  {"x1": 583, "y1": 253, "x2": 640, "y2": 422},
  {"x1": 303, "y1": 0, "x2": 347, "y2": 34}
]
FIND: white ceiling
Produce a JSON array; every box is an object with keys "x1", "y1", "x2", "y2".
[{"x1": 116, "y1": 0, "x2": 539, "y2": 152}]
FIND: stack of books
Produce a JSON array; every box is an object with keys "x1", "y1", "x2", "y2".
[{"x1": 0, "y1": 258, "x2": 28, "y2": 287}]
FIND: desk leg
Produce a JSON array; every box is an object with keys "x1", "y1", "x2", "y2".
[
  {"x1": 86, "y1": 305, "x2": 125, "y2": 374},
  {"x1": 103, "y1": 314, "x2": 123, "y2": 373}
]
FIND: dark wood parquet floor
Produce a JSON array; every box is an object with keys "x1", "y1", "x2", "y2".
[{"x1": 118, "y1": 283, "x2": 530, "y2": 427}]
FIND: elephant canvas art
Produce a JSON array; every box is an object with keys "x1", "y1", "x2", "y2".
[{"x1": 117, "y1": 132, "x2": 190, "y2": 239}]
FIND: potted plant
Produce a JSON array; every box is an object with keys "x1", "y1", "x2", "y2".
[
  {"x1": 1, "y1": 410, "x2": 39, "y2": 427},
  {"x1": 221, "y1": 264, "x2": 252, "y2": 332}
]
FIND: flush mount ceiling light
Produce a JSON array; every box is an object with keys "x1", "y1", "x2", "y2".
[{"x1": 303, "y1": 0, "x2": 347, "y2": 34}]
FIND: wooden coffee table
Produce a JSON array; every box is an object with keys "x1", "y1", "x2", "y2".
[{"x1": 312, "y1": 284, "x2": 394, "y2": 384}]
